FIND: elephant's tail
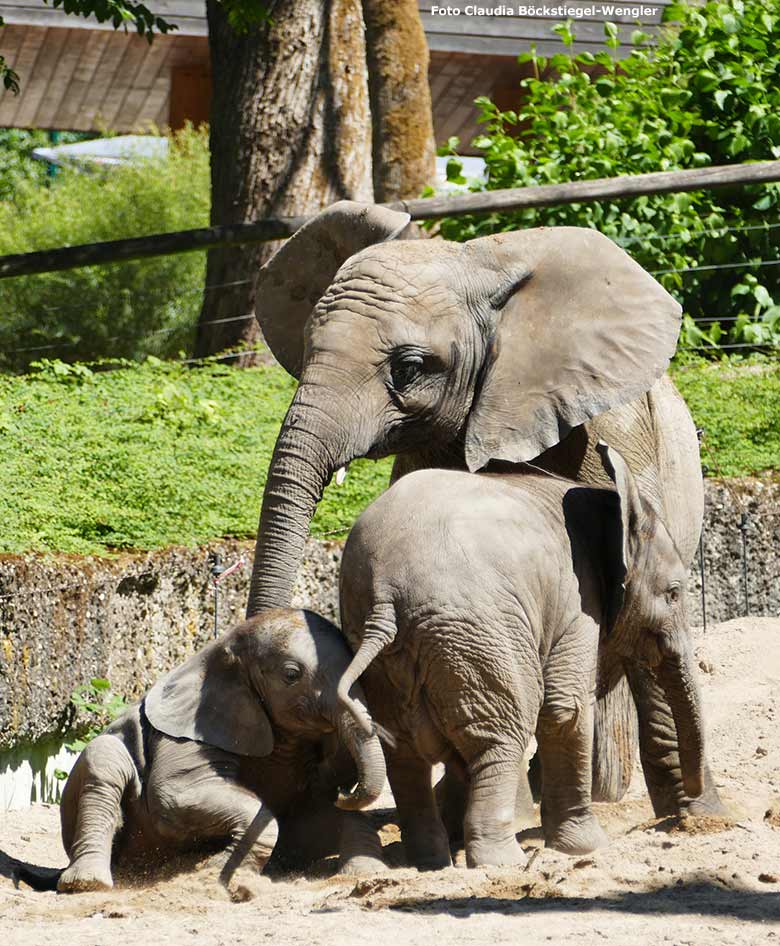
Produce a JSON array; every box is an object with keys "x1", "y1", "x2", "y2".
[
  {"x1": 14, "y1": 863, "x2": 63, "y2": 891},
  {"x1": 337, "y1": 602, "x2": 398, "y2": 736}
]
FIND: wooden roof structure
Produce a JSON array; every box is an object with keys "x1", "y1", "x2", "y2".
[{"x1": 0, "y1": 0, "x2": 672, "y2": 150}]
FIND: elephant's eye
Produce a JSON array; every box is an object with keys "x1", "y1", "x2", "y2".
[
  {"x1": 666, "y1": 585, "x2": 681, "y2": 604},
  {"x1": 282, "y1": 662, "x2": 303, "y2": 685},
  {"x1": 390, "y1": 352, "x2": 424, "y2": 390}
]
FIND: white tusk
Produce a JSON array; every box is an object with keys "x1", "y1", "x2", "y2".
[{"x1": 335, "y1": 464, "x2": 349, "y2": 486}]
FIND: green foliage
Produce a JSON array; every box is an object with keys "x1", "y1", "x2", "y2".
[
  {"x1": 0, "y1": 125, "x2": 210, "y2": 371},
  {"x1": 434, "y1": 0, "x2": 780, "y2": 351},
  {"x1": 0, "y1": 54, "x2": 19, "y2": 94},
  {"x1": 63, "y1": 677, "x2": 130, "y2": 755},
  {"x1": 0, "y1": 357, "x2": 393, "y2": 555},
  {"x1": 671, "y1": 356, "x2": 780, "y2": 476},
  {"x1": 0, "y1": 129, "x2": 89, "y2": 201}
]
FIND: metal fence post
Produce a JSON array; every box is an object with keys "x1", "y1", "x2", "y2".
[
  {"x1": 739, "y1": 512, "x2": 750, "y2": 617},
  {"x1": 208, "y1": 552, "x2": 226, "y2": 638}
]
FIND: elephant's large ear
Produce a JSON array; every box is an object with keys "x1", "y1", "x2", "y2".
[
  {"x1": 255, "y1": 200, "x2": 411, "y2": 378},
  {"x1": 596, "y1": 441, "x2": 646, "y2": 633},
  {"x1": 464, "y1": 228, "x2": 682, "y2": 471},
  {"x1": 145, "y1": 635, "x2": 273, "y2": 757}
]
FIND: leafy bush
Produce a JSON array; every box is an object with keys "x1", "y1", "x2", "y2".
[
  {"x1": 434, "y1": 0, "x2": 780, "y2": 351},
  {"x1": 0, "y1": 129, "x2": 89, "y2": 200},
  {"x1": 64, "y1": 677, "x2": 130, "y2": 754},
  {"x1": 0, "y1": 125, "x2": 210, "y2": 372}
]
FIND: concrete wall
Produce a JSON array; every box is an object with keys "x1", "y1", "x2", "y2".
[
  {"x1": 0, "y1": 538, "x2": 341, "y2": 754},
  {"x1": 687, "y1": 478, "x2": 780, "y2": 625},
  {"x1": 1, "y1": 477, "x2": 778, "y2": 793}
]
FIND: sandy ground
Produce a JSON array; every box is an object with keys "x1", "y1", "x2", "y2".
[{"x1": 2, "y1": 616, "x2": 780, "y2": 946}]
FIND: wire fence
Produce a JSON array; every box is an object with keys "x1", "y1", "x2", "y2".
[{"x1": 3, "y1": 216, "x2": 780, "y2": 360}]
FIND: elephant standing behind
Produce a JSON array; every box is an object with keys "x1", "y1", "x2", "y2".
[
  {"x1": 245, "y1": 201, "x2": 723, "y2": 819},
  {"x1": 23, "y1": 610, "x2": 385, "y2": 895},
  {"x1": 335, "y1": 446, "x2": 708, "y2": 869}
]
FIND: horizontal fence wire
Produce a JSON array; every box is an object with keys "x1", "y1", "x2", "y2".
[
  {"x1": 617, "y1": 219, "x2": 780, "y2": 247},
  {"x1": 3, "y1": 222, "x2": 780, "y2": 358}
]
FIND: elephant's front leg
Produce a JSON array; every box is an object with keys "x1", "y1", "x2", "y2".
[
  {"x1": 386, "y1": 742, "x2": 451, "y2": 870},
  {"x1": 145, "y1": 735, "x2": 276, "y2": 898},
  {"x1": 58, "y1": 734, "x2": 140, "y2": 893},
  {"x1": 625, "y1": 663, "x2": 726, "y2": 817}
]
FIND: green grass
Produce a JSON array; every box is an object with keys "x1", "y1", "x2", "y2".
[
  {"x1": 0, "y1": 355, "x2": 777, "y2": 556},
  {"x1": 0, "y1": 357, "x2": 392, "y2": 555},
  {"x1": 671, "y1": 356, "x2": 780, "y2": 478}
]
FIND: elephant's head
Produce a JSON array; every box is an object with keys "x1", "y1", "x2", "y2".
[
  {"x1": 597, "y1": 443, "x2": 705, "y2": 799},
  {"x1": 248, "y1": 200, "x2": 682, "y2": 615},
  {"x1": 144, "y1": 609, "x2": 386, "y2": 810}
]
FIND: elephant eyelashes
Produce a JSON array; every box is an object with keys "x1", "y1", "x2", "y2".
[
  {"x1": 390, "y1": 352, "x2": 425, "y2": 390},
  {"x1": 282, "y1": 663, "x2": 303, "y2": 684}
]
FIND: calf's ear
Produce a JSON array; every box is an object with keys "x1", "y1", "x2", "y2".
[
  {"x1": 596, "y1": 442, "x2": 647, "y2": 633},
  {"x1": 145, "y1": 637, "x2": 274, "y2": 757}
]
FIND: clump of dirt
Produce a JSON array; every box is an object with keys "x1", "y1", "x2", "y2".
[
  {"x1": 637, "y1": 814, "x2": 737, "y2": 836},
  {"x1": 763, "y1": 800, "x2": 780, "y2": 828}
]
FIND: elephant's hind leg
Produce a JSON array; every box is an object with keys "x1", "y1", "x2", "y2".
[
  {"x1": 59, "y1": 734, "x2": 140, "y2": 893},
  {"x1": 537, "y1": 621, "x2": 608, "y2": 856}
]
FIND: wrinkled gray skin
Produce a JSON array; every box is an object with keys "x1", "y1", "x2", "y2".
[
  {"x1": 336, "y1": 446, "x2": 707, "y2": 869},
  {"x1": 48, "y1": 610, "x2": 385, "y2": 894},
  {"x1": 247, "y1": 202, "x2": 724, "y2": 821}
]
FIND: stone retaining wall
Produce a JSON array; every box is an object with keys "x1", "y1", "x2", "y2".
[{"x1": 1, "y1": 479, "x2": 778, "y2": 755}]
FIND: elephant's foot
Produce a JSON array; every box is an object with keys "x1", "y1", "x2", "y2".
[
  {"x1": 683, "y1": 791, "x2": 729, "y2": 818},
  {"x1": 224, "y1": 866, "x2": 272, "y2": 902},
  {"x1": 400, "y1": 814, "x2": 453, "y2": 871},
  {"x1": 646, "y1": 764, "x2": 729, "y2": 819},
  {"x1": 338, "y1": 854, "x2": 387, "y2": 877},
  {"x1": 544, "y1": 812, "x2": 608, "y2": 856},
  {"x1": 57, "y1": 857, "x2": 113, "y2": 893},
  {"x1": 465, "y1": 835, "x2": 528, "y2": 869}
]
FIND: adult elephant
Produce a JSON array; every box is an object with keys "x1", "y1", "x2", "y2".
[{"x1": 247, "y1": 201, "x2": 724, "y2": 818}]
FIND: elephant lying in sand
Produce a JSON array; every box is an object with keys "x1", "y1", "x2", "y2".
[
  {"x1": 336, "y1": 445, "x2": 708, "y2": 869},
  {"x1": 23, "y1": 610, "x2": 386, "y2": 894}
]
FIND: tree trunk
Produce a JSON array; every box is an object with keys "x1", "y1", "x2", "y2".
[
  {"x1": 195, "y1": 0, "x2": 374, "y2": 362},
  {"x1": 361, "y1": 0, "x2": 436, "y2": 202}
]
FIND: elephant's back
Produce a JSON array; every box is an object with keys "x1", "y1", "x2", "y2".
[{"x1": 343, "y1": 467, "x2": 572, "y2": 608}]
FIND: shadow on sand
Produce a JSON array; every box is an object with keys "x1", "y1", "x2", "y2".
[{"x1": 387, "y1": 879, "x2": 780, "y2": 922}]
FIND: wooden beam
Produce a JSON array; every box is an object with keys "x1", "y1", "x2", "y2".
[
  {"x1": 392, "y1": 160, "x2": 780, "y2": 220},
  {"x1": 0, "y1": 219, "x2": 307, "y2": 279},
  {"x1": 2, "y1": 160, "x2": 780, "y2": 279}
]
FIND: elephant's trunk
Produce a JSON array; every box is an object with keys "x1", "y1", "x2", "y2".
[
  {"x1": 333, "y1": 687, "x2": 387, "y2": 811},
  {"x1": 655, "y1": 631, "x2": 705, "y2": 799},
  {"x1": 246, "y1": 384, "x2": 344, "y2": 617}
]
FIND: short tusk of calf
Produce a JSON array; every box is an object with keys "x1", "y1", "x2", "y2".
[{"x1": 335, "y1": 464, "x2": 350, "y2": 486}]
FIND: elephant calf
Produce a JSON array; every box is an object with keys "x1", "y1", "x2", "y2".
[
  {"x1": 337, "y1": 445, "x2": 707, "y2": 869},
  {"x1": 28, "y1": 609, "x2": 386, "y2": 894}
]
